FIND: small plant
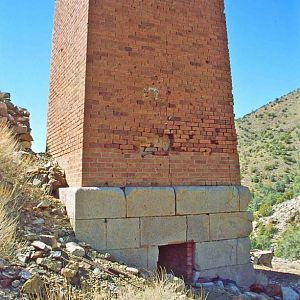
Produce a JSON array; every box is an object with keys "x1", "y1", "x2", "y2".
[
  {"x1": 0, "y1": 185, "x2": 17, "y2": 257},
  {"x1": 251, "y1": 222, "x2": 276, "y2": 250},
  {"x1": 252, "y1": 175, "x2": 260, "y2": 183},
  {"x1": 293, "y1": 176, "x2": 300, "y2": 197},
  {"x1": 275, "y1": 225, "x2": 300, "y2": 260},
  {"x1": 257, "y1": 203, "x2": 273, "y2": 217},
  {"x1": 275, "y1": 181, "x2": 286, "y2": 193}
]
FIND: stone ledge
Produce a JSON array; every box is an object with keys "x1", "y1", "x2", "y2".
[
  {"x1": 187, "y1": 215, "x2": 210, "y2": 242},
  {"x1": 125, "y1": 187, "x2": 175, "y2": 217},
  {"x1": 195, "y1": 239, "x2": 237, "y2": 270},
  {"x1": 140, "y1": 216, "x2": 186, "y2": 246},
  {"x1": 73, "y1": 219, "x2": 106, "y2": 251},
  {"x1": 210, "y1": 212, "x2": 253, "y2": 240},
  {"x1": 59, "y1": 187, "x2": 126, "y2": 219},
  {"x1": 237, "y1": 237, "x2": 251, "y2": 265},
  {"x1": 60, "y1": 185, "x2": 252, "y2": 220},
  {"x1": 175, "y1": 186, "x2": 239, "y2": 215},
  {"x1": 237, "y1": 186, "x2": 252, "y2": 211},
  {"x1": 108, "y1": 248, "x2": 148, "y2": 269},
  {"x1": 107, "y1": 218, "x2": 140, "y2": 249},
  {"x1": 198, "y1": 263, "x2": 255, "y2": 288}
]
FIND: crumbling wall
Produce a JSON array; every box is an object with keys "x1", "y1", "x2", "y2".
[{"x1": 0, "y1": 92, "x2": 33, "y2": 149}]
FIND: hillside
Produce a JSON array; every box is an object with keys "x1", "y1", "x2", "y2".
[
  {"x1": 236, "y1": 88, "x2": 300, "y2": 216},
  {"x1": 236, "y1": 88, "x2": 300, "y2": 256}
]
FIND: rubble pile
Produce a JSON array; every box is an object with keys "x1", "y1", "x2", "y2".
[
  {"x1": 191, "y1": 274, "x2": 299, "y2": 300},
  {"x1": 0, "y1": 92, "x2": 33, "y2": 150},
  {"x1": 26, "y1": 153, "x2": 68, "y2": 196},
  {"x1": 0, "y1": 197, "x2": 146, "y2": 299}
]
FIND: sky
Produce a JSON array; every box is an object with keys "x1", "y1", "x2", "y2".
[{"x1": 0, "y1": 1, "x2": 299, "y2": 152}]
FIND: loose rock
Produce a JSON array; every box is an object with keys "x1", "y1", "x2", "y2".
[
  {"x1": 251, "y1": 250, "x2": 273, "y2": 268},
  {"x1": 282, "y1": 286, "x2": 300, "y2": 300},
  {"x1": 66, "y1": 242, "x2": 85, "y2": 257},
  {"x1": 31, "y1": 241, "x2": 51, "y2": 252},
  {"x1": 36, "y1": 258, "x2": 62, "y2": 272},
  {"x1": 40, "y1": 234, "x2": 57, "y2": 248}
]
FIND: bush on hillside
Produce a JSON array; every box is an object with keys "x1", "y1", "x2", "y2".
[
  {"x1": 293, "y1": 176, "x2": 300, "y2": 197},
  {"x1": 275, "y1": 225, "x2": 300, "y2": 260},
  {"x1": 251, "y1": 222, "x2": 275, "y2": 250},
  {"x1": 257, "y1": 203, "x2": 273, "y2": 217}
]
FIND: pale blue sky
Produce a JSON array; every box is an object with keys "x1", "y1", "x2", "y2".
[{"x1": 0, "y1": 1, "x2": 299, "y2": 152}]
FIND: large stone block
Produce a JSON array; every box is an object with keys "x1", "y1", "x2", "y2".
[
  {"x1": 59, "y1": 187, "x2": 126, "y2": 219},
  {"x1": 126, "y1": 187, "x2": 175, "y2": 217},
  {"x1": 74, "y1": 219, "x2": 106, "y2": 250},
  {"x1": 237, "y1": 237, "x2": 251, "y2": 265},
  {"x1": 147, "y1": 246, "x2": 159, "y2": 271},
  {"x1": 206, "y1": 186, "x2": 239, "y2": 213},
  {"x1": 175, "y1": 186, "x2": 239, "y2": 215},
  {"x1": 108, "y1": 248, "x2": 148, "y2": 269},
  {"x1": 140, "y1": 216, "x2": 186, "y2": 246},
  {"x1": 199, "y1": 263, "x2": 255, "y2": 287},
  {"x1": 107, "y1": 218, "x2": 140, "y2": 249},
  {"x1": 210, "y1": 212, "x2": 253, "y2": 240},
  {"x1": 237, "y1": 186, "x2": 252, "y2": 211},
  {"x1": 187, "y1": 215, "x2": 210, "y2": 242},
  {"x1": 59, "y1": 187, "x2": 77, "y2": 219},
  {"x1": 195, "y1": 239, "x2": 237, "y2": 270}
]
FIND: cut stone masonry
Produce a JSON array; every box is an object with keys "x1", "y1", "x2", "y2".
[{"x1": 60, "y1": 185, "x2": 255, "y2": 285}]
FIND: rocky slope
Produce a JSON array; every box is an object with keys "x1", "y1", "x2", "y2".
[{"x1": 254, "y1": 197, "x2": 300, "y2": 242}]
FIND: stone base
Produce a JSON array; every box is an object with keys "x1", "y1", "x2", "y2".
[
  {"x1": 59, "y1": 185, "x2": 254, "y2": 286},
  {"x1": 199, "y1": 263, "x2": 256, "y2": 288}
]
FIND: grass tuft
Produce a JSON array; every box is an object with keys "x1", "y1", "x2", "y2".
[{"x1": 0, "y1": 184, "x2": 17, "y2": 257}]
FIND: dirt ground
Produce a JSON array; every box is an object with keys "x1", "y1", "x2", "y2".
[{"x1": 255, "y1": 258, "x2": 300, "y2": 291}]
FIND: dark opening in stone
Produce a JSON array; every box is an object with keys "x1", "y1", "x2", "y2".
[{"x1": 157, "y1": 241, "x2": 194, "y2": 282}]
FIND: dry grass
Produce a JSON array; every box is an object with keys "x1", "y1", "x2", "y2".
[
  {"x1": 0, "y1": 121, "x2": 33, "y2": 257},
  {"x1": 119, "y1": 272, "x2": 205, "y2": 300},
  {"x1": 23, "y1": 271, "x2": 206, "y2": 300},
  {"x1": 0, "y1": 121, "x2": 32, "y2": 186},
  {"x1": 0, "y1": 184, "x2": 17, "y2": 256}
]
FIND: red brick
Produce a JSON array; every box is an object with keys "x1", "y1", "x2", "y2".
[{"x1": 47, "y1": 0, "x2": 240, "y2": 187}]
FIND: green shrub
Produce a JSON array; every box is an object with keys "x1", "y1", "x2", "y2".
[
  {"x1": 251, "y1": 222, "x2": 275, "y2": 250},
  {"x1": 293, "y1": 176, "x2": 300, "y2": 197},
  {"x1": 275, "y1": 181, "x2": 286, "y2": 193},
  {"x1": 275, "y1": 225, "x2": 300, "y2": 260},
  {"x1": 257, "y1": 203, "x2": 273, "y2": 217},
  {"x1": 252, "y1": 175, "x2": 260, "y2": 183}
]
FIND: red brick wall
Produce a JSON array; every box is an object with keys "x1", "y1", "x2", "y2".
[
  {"x1": 47, "y1": 0, "x2": 89, "y2": 186},
  {"x1": 158, "y1": 242, "x2": 194, "y2": 282},
  {"x1": 48, "y1": 0, "x2": 241, "y2": 187}
]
